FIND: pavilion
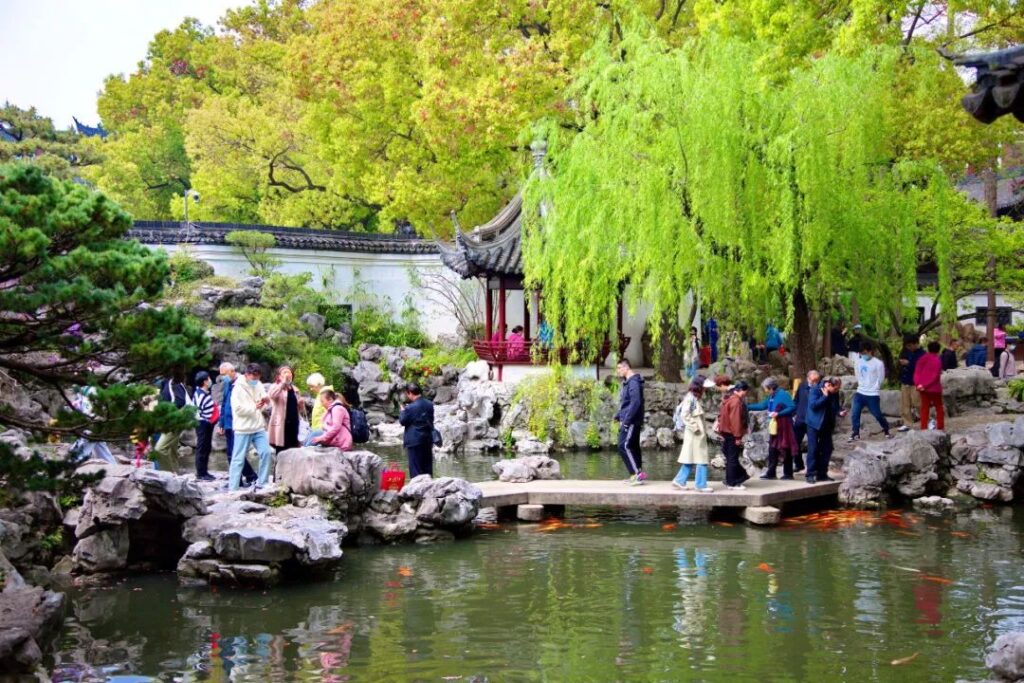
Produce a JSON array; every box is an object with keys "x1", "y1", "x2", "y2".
[{"x1": 439, "y1": 142, "x2": 629, "y2": 380}]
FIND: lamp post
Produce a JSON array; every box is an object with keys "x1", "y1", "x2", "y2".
[{"x1": 182, "y1": 188, "x2": 200, "y2": 242}]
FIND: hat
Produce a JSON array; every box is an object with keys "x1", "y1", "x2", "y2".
[
  {"x1": 195, "y1": 370, "x2": 211, "y2": 386},
  {"x1": 703, "y1": 378, "x2": 717, "y2": 389},
  {"x1": 853, "y1": 324, "x2": 863, "y2": 330},
  {"x1": 733, "y1": 380, "x2": 750, "y2": 391},
  {"x1": 306, "y1": 372, "x2": 326, "y2": 387}
]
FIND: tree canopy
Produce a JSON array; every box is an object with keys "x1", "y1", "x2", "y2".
[{"x1": 0, "y1": 163, "x2": 208, "y2": 440}]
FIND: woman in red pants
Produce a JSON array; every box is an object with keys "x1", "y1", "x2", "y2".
[{"x1": 914, "y1": 341, "x2": 944, "y2": 431}]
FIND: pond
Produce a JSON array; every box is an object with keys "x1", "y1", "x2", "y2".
[{"x1": 45, "y1": 451, "x2": 1024, "y2": 683}]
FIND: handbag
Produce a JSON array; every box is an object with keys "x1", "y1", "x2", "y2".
[
  {"x1": 298, "y1": 417, "x2": 311, "y2": 444},
  {"x1": 381, "y1": 462, "x2": 406, "y2": 491},
  {"x1": 432, "y1": 428, "x2": 443, "y2": 447},
  {"x1": 768, "y1": 416, "x2": 778, "y2": 436}
]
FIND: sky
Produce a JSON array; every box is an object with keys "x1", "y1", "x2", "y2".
[{"x1": 1, "y1": 0, "x2": 242, "y2": 129}]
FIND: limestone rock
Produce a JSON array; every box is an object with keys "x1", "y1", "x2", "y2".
[
  {"x1": 71, "y1": 527, "x2": 129, "y2": 572},
  {"x1": 515, "y1": 438, "x2": 551, "y2": 456},
  {"x1": 362, "y1": 476, "x2": 481, "y2": 544},
  {"x1": 492, "y1": 456, "x2": 562, "y2": 483},
  {"x1": 463, "y1": 360, "x2": 491, "y2": 380},
  {"x1": 656, "y1": 427, "x2": 676, "y2": 449},
  {"x1": 299, "y1": 312, "x2": 326, "y2": 338},
  {"x1": 274, "y1": 448, "x2": 381, "y2": 505},
  {"x1": 352, "y1": 360, "x2": 384, "y2": 385},
  {"x1": 985, "y1": 632, "x2": 1024, "y2": 681},
  {"x1": 358, "y1": 343, "x2": 383, "y2": 362},
  {"x1": 912, "y1": 496, "x2": 955, "y2": 510},
  {"x1": 0, "y1": 549, "x2": 65, "y2": 674},
  {"x1": 969, "y1": 482, "x2": 1013, "y2": 502},
  {"x1": 839, "y1": 448, "x2": 889, "y2": 506},
  {"x1": 371, "y1": 422, "x2": 405, "y2": 448}
]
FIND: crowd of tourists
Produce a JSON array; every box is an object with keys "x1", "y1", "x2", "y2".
[
  {"x1": 131, "y1": 364, "x2": 436, "y2": 492},
  {"x1": 614, "y1": 318, "x2": 1020, "y2": 489}
]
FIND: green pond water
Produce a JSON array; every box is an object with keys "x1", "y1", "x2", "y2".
[{"x1": 46, "y1": 450, "x2": 1024, "y2": 683}]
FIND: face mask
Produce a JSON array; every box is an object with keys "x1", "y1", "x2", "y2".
[
  {"x1": 860, "y1": 354, "x2": 870, "y2": 361},
  {"x1": 249, "y1": 379, "x2": 259, "y2": 387}
]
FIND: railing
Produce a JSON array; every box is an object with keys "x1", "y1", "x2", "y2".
[{"x1": 472, "y1": 337, "x2": 631, "y2": 366}]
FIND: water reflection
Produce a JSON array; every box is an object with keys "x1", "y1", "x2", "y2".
[{"x1": 47, "y1": 506, "x2": 1024, "y2": 682}]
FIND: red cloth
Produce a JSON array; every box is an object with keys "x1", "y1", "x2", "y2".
[
  {"x1": 920, "y1": 391, "x2": 944, "y2": 431},
  {"x1": 913, "y1": 353, "x2": 943, "y2": 394},
  {"x1": 769, "y1": 415, "x2": 799, "y2": 455}
]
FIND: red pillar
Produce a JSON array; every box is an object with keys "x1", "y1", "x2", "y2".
[{"x1": 484, "y1": 282, "x2": 493, "y2": 341}]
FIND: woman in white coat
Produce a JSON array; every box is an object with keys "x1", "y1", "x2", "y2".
[{"x1": 672, "y1": 379, "x2": 713, "y2": 492}]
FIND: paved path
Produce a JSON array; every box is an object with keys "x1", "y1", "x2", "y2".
[{"x1": 474, "y1": 478, "x2": 842, "y2": 510}]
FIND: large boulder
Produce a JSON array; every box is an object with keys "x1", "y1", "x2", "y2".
[
  {"x1": 178, "y1": 497, "x2": 347, "y2": 586},
  {"x1": 274, "y1": 448, "x2": 380, "y2": 502},
  {"x1": 946, "y1": 420, "x2": 1024, "y2": 503},
  {"x1": 943, "y1": 366, "x2": 996, "y2": 403},
  {"x1": 362, "y1": 476, "x2": 481, "y2": 544},
  {"x1": 0, "y1": 549, "x2": 65, "y2": 674},
  {"x1": 985, "y1": 632, "x2": 1024, "y2": 682},
  {"x1": 299, "y1": 312, "x2": 326, "y2": 338},
  {"x1": 70, "y1": 465, "x2": 207, "y2": 573},
  {"x1": 492, "y1": 455, "x2": 562, "y2": 483},
  {"x1": 839, "y1": 433, "x2": 942, "y2": 506}
]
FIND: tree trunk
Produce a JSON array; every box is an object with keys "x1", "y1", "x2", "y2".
[
  {"x1": 790, "y1": 288, "x2": 816, "y2": 381},
  {"x1": 655, "y1": 312, "x2": 684, "y2": 381},
  {"x1": 983, "y1": 167, "x2": 998, "y2": 364}
]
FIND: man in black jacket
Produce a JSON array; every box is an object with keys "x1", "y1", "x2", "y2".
[
  {"x1": 399, "y1": 383, "x2": 435, "y2": 478},
  {"x1": 613, "y1": 359, "x2": 646, "y2": 485}
]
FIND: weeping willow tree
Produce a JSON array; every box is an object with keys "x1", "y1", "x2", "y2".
[{"x1": 523, "y1": 28, "x2": 964, "y2": 378}]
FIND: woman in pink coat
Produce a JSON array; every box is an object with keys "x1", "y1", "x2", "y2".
[
  {"x1": 312, "y1": 390, "x2": 353, "y2": 451},
  {"x1": 268, "y1": 365, "x2": 305, "y2": 452}
]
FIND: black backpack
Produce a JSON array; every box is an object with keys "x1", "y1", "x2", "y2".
[{"x1": 349, "y1": 407, "x2": 370, "y2": 443}]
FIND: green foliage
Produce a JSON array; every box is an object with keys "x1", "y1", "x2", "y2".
[
  {"x1": 167, "y1": 249, "x2": 214, "y2": 284},
  {"x1": 0, "y1": 442, "x2": 104, "y2": 508},
  {"x1": 268, "y1": 489, "x2": 290, "y2": 508},
  {"x1": 0, "y1": 104, "x2": 103, "y2": 180},
  {"x1": 1008, "y1": 379, "x2": 1024, "y2": 403},
  {"x1": 0, "y1": 163, "x2": 208, "y2": 444},
  {"x1": 40, "y1": 528, "x2": 64, "y2": 552},
  {"x1": 225, "y1": 230, "x2": 281, "y2": 276},
  {"x1": 512, "y1": 368, "x2": 611, "y2": 444},
  {"x1": 352, "y1": 305, "x2": 428, "y2": 349},
  {"x1": 403, "y1": 346, "x2": 477, "y2": 385},
  {"x1": 523, "y1": 26, "x2": 991, "y2": 364}
]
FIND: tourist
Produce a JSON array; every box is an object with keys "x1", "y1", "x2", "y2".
[
  {"x1": 229, "y1": 363, "x2": 274, "y2": 491},
  {"x1": 914, "y1": 341, "x2": 945, "y2": 431},
  {"x1": 748, "y1": 377, "x2": 798, "y2": 480},
  {"x1": 70, "y1": 386, "x2": 116, "y2": 464},
  {"x1": 847, "y1": 324, "x2": 865, "y2": 363},
  {"x1": 192, "y1": 371, "x2": 217, "y2": 481},
  {"x1": 538, "y1": 318, "x2": 554, "y2": 350},
  {"x1": 792, "y1": 370, "x2": 822, "y2": 473},
  {"x1": 704, "y1": 317, "x2": 719, "y2": 363},
  {"x1": 897, "y1": 335, "x2": 924, "y2": 432},
  {"x1": 849, "y1": 341, "x2": 893, "y2": 441},
  {"x1": 718, "y1": 381, "x2": 750, "y2": 489},
  {"x1": 672, "y1": 379, "x2": 713, "y2": 492},
  {"x1": 153, "y1": 368, "x2": 194, "y2": 471},
  {"x1": 806, "y1": 377, "x2": 845, "y2": 483},
  {"x1": 613, "y1": 358, "x2": 647, "y2": 485},
  {"x1": 507, "y1": 325, "x2": 527, "y2": 359},
  {"x1": 966, "y1": 337, "x2": 988, "y2": 367},
  {"x1": 765, "y1": 323, "x2": 783, "y2": 355},
  {"x1": 304, "y1": 372, "x2": 333, "y2": 445},
  {"x1": 941, "y1": 340, "x2": 960, "y2": 371},
  {"x1": 217, "y1": 362, "x2": 256, "y2": 486},
  {"x1": 490, "y1": 324, "x2": 507, "y2": 344},
  {"x1": 685, "y1": 327, "x2": 701, "y2": 379},
  {"x1": 311, "y1": 390, "x2": 353, "y2": 451},
  {"x1": 268, "y1": 365, "x2": 304, "y2": 453},
  {"x1": 399, "y1": 382, "x2": 435, "y2": 477},
  {"x1": 994, "y1": 322, "x2": 1007, "y2": 356},
  {"x1": 997, "y1": 343, "x2": 1018, "y2": 380},
  {"x1": 830, "y1": 323, "x2": 849, "y2": 358}
]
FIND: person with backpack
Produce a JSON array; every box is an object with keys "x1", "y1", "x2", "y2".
[
  {"x1": 153, "y1": 368, "x2": 194, "y2": 472},
  {"x1": 671, "y1": 379, "x2": 713, "y2": 492},
  {"x1": 192, "y1": 371, "x2": 218, "y2": 481},
  {"x1": 399, "y1": 383, "x2": 435, "y2": 478},
  {"x1": 312, "y1": 390, "x2": 353, "y2": 451},
  {"x1": 997, "y1": 343, "x2": 1018, "y2": 380}
]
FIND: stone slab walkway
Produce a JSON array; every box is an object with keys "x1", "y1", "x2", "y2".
[{"x1": 474, "y1": 478, "x2": 842, "y2": 510}]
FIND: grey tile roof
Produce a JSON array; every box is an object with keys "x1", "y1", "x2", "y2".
[
  {"x1": 129, "y1": 221, "x2": 438, "y2": 255},
  {"x1": 439, "y1": 194, "x2": 523, "y2": 278},
  {"x1": 957, "y1": 168, "x2": 1024, "y2": 214}
]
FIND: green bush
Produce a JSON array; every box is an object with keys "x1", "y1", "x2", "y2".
[
  {"x1": 352, "y1": 304, "x2": 428, "y2": 348},
  {"x1": 403, "y1": 346, "x2": 477, "y2": 384},
  {"x1": 1009, "y1": 378, "x2": 1024, "y2": 403},
  {"x1": 512, "y1": 368, "x2": 612, "y2": 444},
  {"x1": 167, "y1": 249, "x2": 214, "y2": 283}
]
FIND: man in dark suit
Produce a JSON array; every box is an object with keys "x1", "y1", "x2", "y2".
[{"x1": 399, "y1": 383, "x2": 435, "y2": 478}]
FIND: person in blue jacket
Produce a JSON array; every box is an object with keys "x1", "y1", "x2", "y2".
[
  {"x1": 748, "y1": 377, "x2": 798, "y2": 480},
  {"x1": 792, "y1": 370, "x2": 823, "y2": 473},
  {"x1": 965, "y1": 338, "x2": 988, "y2": 367},
  {"x1": 805, "y1": 377, "x2": 847, "y2": 483},
  {"x1": 399, "y1": 382, "x2": 435, "y2": 478},
  {"x1": 613, "y1": 358, "x2": 646, "y2": 485}
]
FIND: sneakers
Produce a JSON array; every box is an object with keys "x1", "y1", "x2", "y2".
[
  {"x1": 636, "y1": 471, "x2": 648, "y2": 482},
  {"x1": 696, "y1": 487, "x2": 714, "y2": 493},
  {"x1": 897, "y1": 425, "x2": 910, "y2": 432},
  {"x1": 885, "y1": 432, "x2": 895, "y2": 440},
  {"x1": 847, "y1": 434, "x2": 861, "y2": 443},
  {"x1": 671, "y1": 481, "x2": 688, "y2": 490},
  {"x1": 628, "y1": 475, "x2": 644, "y2": 487},
  {"x1": 727, "y1": 484, "x2": 746, "y2": 491}
]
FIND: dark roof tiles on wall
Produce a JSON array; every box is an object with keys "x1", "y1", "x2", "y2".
[{"x1": 130, "y1": 221, "x2": 439, "y2": 255}]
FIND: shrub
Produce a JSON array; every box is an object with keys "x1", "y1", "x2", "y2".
[
  {"x1": 352, "y1": 304, "x2": 428, "y2": 348},
  {"x1": 1009, "y1": 378, "x2": 1024, "y2": 403},
  {"x1": 167, "y1": 249, "x2": 215, "y2": 283},
  {"x1": 403, "y1": 346, "x2": 477, "y2": 384},
  {"x1": 225, "y1": 230, "x2": 281, "y2": 276},
  {"x1": 512, "y1": 368, "x2": 612, "y2": 444}
]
